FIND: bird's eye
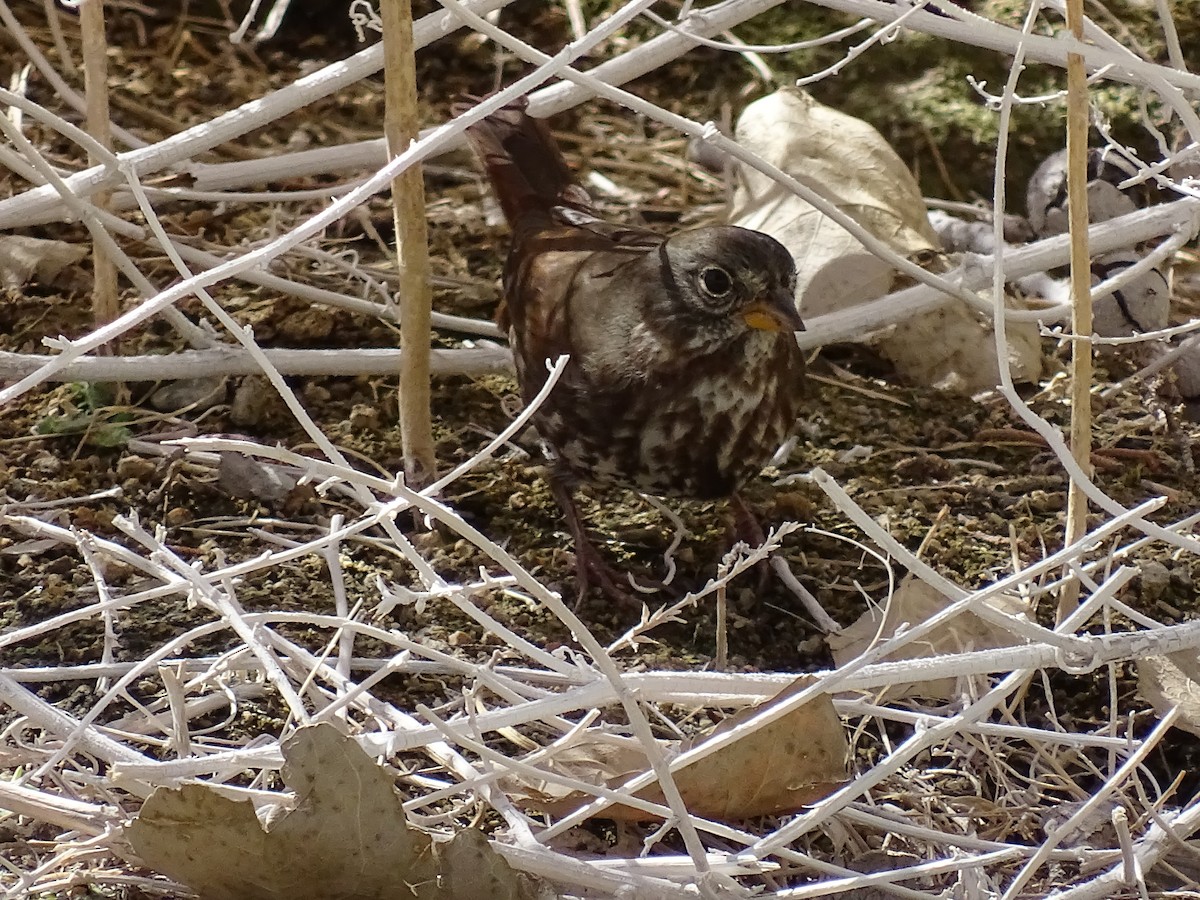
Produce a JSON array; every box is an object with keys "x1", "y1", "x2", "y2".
[{"x1": 700, "y1": 266, "x2": 733, "y2": 298}]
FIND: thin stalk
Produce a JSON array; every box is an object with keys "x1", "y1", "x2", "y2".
[
  {"x1": 1058, "y1": 0, "x2": 1094, "y2": 624},
  {"x1": 79, "y1": 0, "x2": 118, "y2": 338},
  {"x1": 382, "y1": 0, "x2": 436, "y2": 486}
]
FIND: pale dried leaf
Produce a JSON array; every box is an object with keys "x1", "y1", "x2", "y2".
[
  {"x1": 1137, "y1": 653, "x2": 1200, "y2": 737},
  {"x1": 730, "y1": 87, "x2": 1042, "y2": 390},
  {"x1": 127, "y1": 723, "x2": 539, "y2": 900},
  {"x1": 730, "y1": 86, "x2": 936, "y2": 318},
  {"x1": 0, "y1": 235, "x2": 87, "y2": 289},
  {"x1": 514, "y1": 679, "x2": 846, "y2": 822},
  {"x1": 501, "y1": 735, "x2": 647, "y2": 809},
  {"x1": 437, "y1": 827, "x2": 540, "y2": 900},
  {"x1": 828, "y1": 577, "x2": 1031, "y2": 702}
]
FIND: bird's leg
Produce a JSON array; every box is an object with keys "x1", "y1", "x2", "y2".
[
  {"x1": 729, "y1": 492, "x2": 772, "y2": 592},
  {"x1": 730, "y1": 492, "x2": 767, "y2": 546},
  {"x1": 548, "y1": 477, "x2": 635, "y2": 605}
]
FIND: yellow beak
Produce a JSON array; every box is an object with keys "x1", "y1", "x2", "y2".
[{"x1": 742, "y1": 297, "x2": 804, "y2": 333}]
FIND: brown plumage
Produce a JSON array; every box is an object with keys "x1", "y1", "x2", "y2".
[{"x1": 465, "y1": 100, "x2": 805, "y2": 597}]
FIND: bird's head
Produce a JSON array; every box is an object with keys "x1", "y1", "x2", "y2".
[{"x1": 656, "y1": 226, "x2": 803, "y2": 350}]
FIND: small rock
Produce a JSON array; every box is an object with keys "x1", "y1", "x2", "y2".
[
  {"x1": 1027, "y1": 148, "x2": 1141, "y2": 238},
  {"x1": 301, "y1": 383, "x2": 331, "y2": 406},
  {"x1": 837, "y1": 445, "x2": 874, "y2": 464},
  {"x1": 686, "y1": 135, "x2": 730, "y2": 174},
  {"x1": 1139, "y1": 561, "x2": 1171, "y2": 602},
  {"x1": 893, "y1": 452, "x2": 951, "y2": 482},
  {"x1": 165, "y1": 507, "x2": 194, "y2": 527},
  {"x1": 1090, "y1": 251, "x2": 1169, "y2": 338},
  {"x1": 1169, "y1": 345, "x2": 1200, "y2": 402},
  {"x1": 410, "y1": 530, "x2": 444, "y2": 555},
  {"x1": 31, "y1": 451, "x2": 61, "y2": 475},
  {"x1": 149, "y1": 377, "x2": 226, "y2": 412},
  {"x1": 72, "y1": 506, "x2": 98, "y2": 529},
  {"x1": 217, "y1": 453, "x2": 296, "y2": 505},
  {"x1": 348, "y1": 404, "x2": 380, "y2": 431},
  {"x1": 44, "y1": 556, "x2": 73, "y2": 576},
  {"x1": 100, "y1": 559, "x2": 133, "y2": 582},
  {"x1": 230, "y1": 376, "x2": 273, "y2": 427},
  {"x1": 277, "y1": 306, "x2": 335, "y2": 342},
  {"x1": 116, "y1": 455, "x2": 157, "y2": 481}
]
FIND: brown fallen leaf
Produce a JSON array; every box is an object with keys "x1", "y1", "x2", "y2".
[
  {"x1": 126, "y1": 723, "x2": 539, "y2": 900},
  {"x1": 503, "y1": 736, "x2": 647, "y2": 811},
  {"x1": 829, "y1": 576, "x2": 1031, "y2": 703},
  {"x1": 643, "y1": 675, "x2": 848, "y2": 821},
  {"x1": 507, "y1": 677, "x2": 848, "y2": 822}
]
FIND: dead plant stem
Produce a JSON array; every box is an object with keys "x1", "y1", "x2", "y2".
[
  {"x1": 79, "y1": 0, "x2": 118, "y2": 340},
  {"x1": 1058, "y1": 0, "x2": 1094, "y2": 624},
  {"x1": 383, "y1": 0, "x2": 436, "y2": 486}
]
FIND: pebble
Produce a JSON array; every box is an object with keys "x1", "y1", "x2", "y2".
[
  {"x1": 149, "y1": 377, "x2": 226, "y2": 412},
  {"x1": 1138, "y1": 560, "x2": 1171, "y2": 602},
  {"x1": 31, "y1": 451, "x2": 62, "y2": 475},
  {"x1": 230, "y1": 376, "x2": 273, "y2": 427},
  {"x1": 348, "y1": 403, "x2": 380, "y2": 430},
  {"x1": 116, "y1": 455, "x2": 157, "y2": 481}
]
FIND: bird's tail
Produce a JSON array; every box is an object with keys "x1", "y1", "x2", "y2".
[{"x1": 462, "y1": 98, "x2": 592, "y2": 230}]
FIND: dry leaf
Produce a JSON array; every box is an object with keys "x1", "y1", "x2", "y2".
[
  {"x1": 730, "y1": 87, "x2": 1042, "y2": 391},
  {"x1": 127, "y1": 723, "x2": 538, "y2": 900},
  {"x1": 0, "y1": 235, "x2": 87, "y2": 289},
  {"x1": 509, "y1": 678, "x2": 847, "y2": 822},
  {"x1": 731, "y1": 86, "x2": 935, "y2": 319},
  {"x1": 828, "y1": 577, "x2": 1031, "y2": 702},
  {"x1": 503, "y1": 736, "x2": 649, "y2": 810},
  {"x1": 1137, "y1": 653, "x2": 1200, "y2": 736},
  {"x1": 438, "y1": 826, "x2": 541, "y2": 900},
  {"x1": 648, "y1": 675, "x2": 848, "y2": 820}
]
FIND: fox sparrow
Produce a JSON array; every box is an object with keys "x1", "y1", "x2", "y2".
[{"x1": 465, "y1": 100, "x2": 805, "y2": 598}]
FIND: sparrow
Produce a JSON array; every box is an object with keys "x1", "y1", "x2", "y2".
[{"x1": 465, "y1": 99, "x2": 805, "y2": 599}]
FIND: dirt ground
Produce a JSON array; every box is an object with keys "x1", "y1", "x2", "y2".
[{"x1": 4, "y1": 1, "x2": 1200, "y2": 889}]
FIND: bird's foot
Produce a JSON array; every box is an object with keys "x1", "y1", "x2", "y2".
[
  {"x1": 569, "y1": 534, "x2": 645, "y2": 607},
  {"x1": 728, "y1": 493, "x2": 772, "y2": 593},
  {"x1": 550, "y1": 478, "x2": 642, "y2": 607}
]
